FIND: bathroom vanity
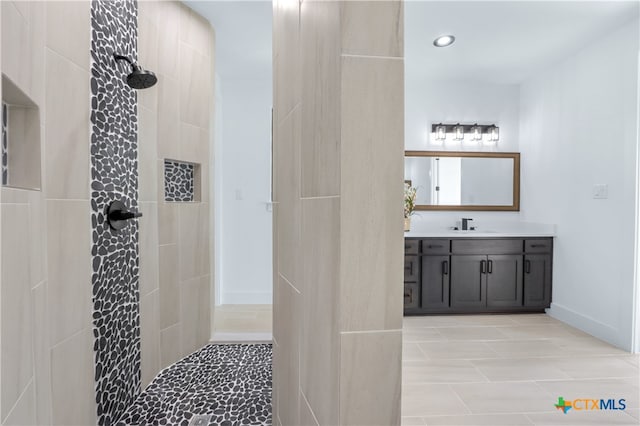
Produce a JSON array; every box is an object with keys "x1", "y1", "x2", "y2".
[{"x1": 404, "y1": 235, "x2": 553, "y2": 315}]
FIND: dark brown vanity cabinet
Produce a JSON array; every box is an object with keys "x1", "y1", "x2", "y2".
[{"x1": 403, "y1": 237, "x2": 552, "y2": 314}]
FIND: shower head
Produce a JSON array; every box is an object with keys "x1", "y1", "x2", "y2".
[{"x1": 114, "y1": 54, "x2": 157, "y2": 89}]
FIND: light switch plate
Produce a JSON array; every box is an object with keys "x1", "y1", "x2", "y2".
[{"x1": 593, "y1": 184, "x2": 608, "y2": 199}]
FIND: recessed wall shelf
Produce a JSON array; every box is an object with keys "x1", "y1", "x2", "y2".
[
  {"x1": 1, "y1": 74, "x2": 42, "y2": 190},
  {"x1": 164, "y1": 159, "x2": 201, "y2": 202}
]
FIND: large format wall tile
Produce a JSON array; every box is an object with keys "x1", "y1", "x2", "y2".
[
  {"x1": 160, "y1": 323, "x2": 182, "y2": 367},
  {"x1": 340, "y1": 330, "x2": 402, "y2": 425},
  {"x1": 180, "y1": 43, "x2": 210, "y2": 129},
  {"x1": 180, "y1": 275, "x2": 211, "y2": 354},
  {"x1": 340, "y1": 55, "x2": 404, "y2": 332},
  {"x1": 138, "y1": 106, "x2": 158, "y2": 202},
  {"x1": 3, "y1": 381, "x2": 36, "y2": 426},
  {"x1": 178, "y1": 203, "x2": 210, "y2": 281},
  {"x1": 300, "y1": 0, "x2": 340, "y2": 198},
  {"x1": 44, "y1": 49, "x2": 90, "y2": 200},
  {"x1": 140, "y1": 290, "x2": 160, "y2": 388},
  {"x1": 156, "y1": 1, "x2": 181, "y2": 80},
  {"x1": 180, "y1": 6, "x2": 212, "y2": 58},
  {"x1": 273, "y1": 0, "x2": 300, "y2": 125},
  {"x1": 300, "y1": 197, "x2": 340, "y2": 425},
  {"x1": 159, "y1": 243, "x2": 179, "y2": 328},
  {"x1": 50, "y1": 329, "x2": 97, "y2": 426},
  {"x1": 32, "y1": 283, "x2": 52, "y2": 426},
  {"x1": 157, "y1": 75, "x2": 180, "y2": 160},
  {"x1": 1, "y1": 204, "x2": 33, "y2": 423},
  {"x1": 46, "y1": 1, "x2": 89, "y2": 71},
  {"x1": 139, "y1": 201, "x2": 159, "y2": 297},
  {"x1": 340, "y1": 0, "x2": 403, "y2": 58},
  {"x1": 45, "y1": 200, "x2": 91, "y2": 346}
]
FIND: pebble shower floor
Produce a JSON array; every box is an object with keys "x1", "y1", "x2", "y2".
[{"x1": 116, "y1": 344, "x2": 272, "y2": 425}]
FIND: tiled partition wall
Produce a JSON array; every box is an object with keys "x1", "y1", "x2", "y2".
[
  {"x1": 272, "y1": 0, "x2": 404, "y2": 425},
  {"x1": 137, "y1": 0, "x2": 214, "y2": 388},
  {"x1": 1, "y1": 1, "x2": 96, "y2": 424}
]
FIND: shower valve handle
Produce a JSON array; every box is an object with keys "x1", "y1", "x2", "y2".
[{"x1": 107, "y1": 200, "x2": 142, "y2": 231}]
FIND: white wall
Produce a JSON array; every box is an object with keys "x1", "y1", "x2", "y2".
[
  {"x1": 217, "y1": 75, "x2": 273, "y2": 304},
  {"x1": 519, "y1": 20, "x2": 639, "y2": 350},
  {"x1": 405, "y1": 78, "x2": 523, "y2": 229}
]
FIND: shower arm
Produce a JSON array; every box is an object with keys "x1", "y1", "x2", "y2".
[{"x1": 114, "y1": 54, "x2": 135, "y2": 68}]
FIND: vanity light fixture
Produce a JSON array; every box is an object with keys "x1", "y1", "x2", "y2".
[
  {"x1": 454, "y1": 123, "x2": 465, "y2": 141},
  {"x1": 435, "y1": 123, "x2": 446, "y2": 141},
  {"x1": 471, "y1": 124, "x2": 483, "y2": 141},
  {"x1": 433, "y1": 35, "x2": 455, "y2": 47},
  {"x1": 430, "y1": 123, "x2": 500, "y2": 143},
  {"x1": 489, "y1": 125, "x2": 500, "y2": 141}
]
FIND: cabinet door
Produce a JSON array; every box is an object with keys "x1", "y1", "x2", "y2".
[
  {"x1": 450, "y1": 255, "x2": 486, "y2": 309},
  {"x1": 486, "y1": 255, "x2": 523, "y2": 308},
  {"x1": 421, "y1": 255, "x2": 450, "y2": 310},
  {"x1": 404, "y1": 255, "x2": 420, "y2": 282},
  {"x1": 404, "y1": 283, "x2": 420, "y2": 310},
  {"x1": 524, "y1": 254, "x2": 552, "y2": 308}
]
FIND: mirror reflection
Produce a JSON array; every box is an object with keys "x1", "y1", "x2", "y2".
[{"x1": 404, "y1": 151, "x2": 520, "y2": 211}]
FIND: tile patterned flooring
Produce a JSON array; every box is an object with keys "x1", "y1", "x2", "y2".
[
  {"x1": 402, "y1": 314, "x2": 640, "y2": 426},
  {"x1": 117, "y1": 344, "x2": 272, "y2": 426}
]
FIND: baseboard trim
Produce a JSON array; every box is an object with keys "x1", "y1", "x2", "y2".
[{"x1": 547, "y1": 302, "x2": 628, "y2": 351}]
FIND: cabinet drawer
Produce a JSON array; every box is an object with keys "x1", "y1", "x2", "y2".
[
  {"x1": 525, "y1": 239, "x2": 552, "y2": 253},
  {"x1": 404, "y1": 283, "x2": 420, "y2": 310},
  {"x1": 405, "y1": 239, "x2": 419, "y2": 255},
  {"x1": 422, "y1": 239, "x2": 450, "y2": 254},
  {"x1": 404, "y1": 256, "x2": 420, "y2": 282},
  {"x1": 452, "y1": 239, "x2": 522, "y2": 255}
]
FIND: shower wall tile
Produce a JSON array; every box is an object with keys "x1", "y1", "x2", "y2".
[
  {"x1": 340, "y1": 0, "x2": 403, "y2": 58},
  {"x1": 139, "y1": 201, "x2": 159, "y2": 296},
  {"x1": 138, "y1": 105, "x2": 158, "y2": 202},
  {"x1": 300, "y1": 391, "x2": 320, "y2": 426},
  {"x1": 157, "y1": 75, "x2": 180, "y2": 160},
  {"x1": 274, "y1": 276, "x2": 301, "y2": 426},
  {"x1": 178, "y1": 203, "x2": 210, "y2": 280},
  {"x1": 1, "y1": 2, "x2": 29, "y2": 100},
  {"x1": 32, "y1": 282, "x2": 52, "y2": 426},
  {"x1": 3, "y1": 380, "x2": 36, "y2": 426},
  {"x1": 46, "y1": 200, "x2": 91, "y2": 346},
  {"x1": 156, "y1": 0, "x2": 181, "y2": 80},
  {"x1": 180, "y1": 6, "x2": 212, "y2": 58},
  {"x1": 140, "y1": 290, "x2": 160, "y2": 388},
  {"x1": 158, "y1": 198, "x2": 178, "y2": 245},
  {"x1": 179, "y1": 122, "x2": 208, "y2": 165},
  {"x1": 339, "y1": 56, "x2": 404, "y2": 332},
  {"x1": 50, "y1": 328, "x2": 96, "y2": 426},
  {"x1": 179, "y1": 44, "x2": 209, "y2": 129},
  {"x1": 160, "y1": 323, "x2": 182, "y2": 367},
  {"x1": 159, "y1": 244, "x2": 179, "y2": 328},
  {"x1": 275, "y1": 108, "x2": 301, "y2": 289},
  {"x1": 180, "y1": 275, "x2": 211, "y2": 354},
  {"x1": 164, "y1": 160, "x2": 195, "y2": 202},
  {"x1": 339, "y1": 330, "x2": 402, "y2": 425},
  {"x1": 138, "y1": 13, "x2": 159, "y2": 85},
  {"x1": 273, "y1": 0, "x2": 300, "y2": 124},
  {"x1": 300, "y1": 0, "x2": 341, "y2": 198},
  {"x1": 44, "y1": 49, "x2": 90, "y2": 200},
  {"x1": 46, "y1": 0, "x2": 90, "y2": 71},
  {"x1": 1, "y1": 203, "x2": 33, "y2": 423},
  {"x1": 28, "y1": 192, "x2": 46, "y2": 288},
  {"x1": 300, "y1": 197, "x2": 340, "y2": 426}
]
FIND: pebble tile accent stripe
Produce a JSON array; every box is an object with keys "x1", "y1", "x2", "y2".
[
  {"x1": 90, "y1": 0, "x2": 141, "y2": 424},
  {"x1": 116, "y1": 344, "x2": 272, "y2": 426},
  {"x1": 164, "y1": 159, "x2": 195, "y2": 202}
]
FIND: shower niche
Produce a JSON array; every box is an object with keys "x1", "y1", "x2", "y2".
[
  {"x1": 1, "y1": 74, "x2": 41, "y2": 190},
  {"x1": 163, "y1": 159, "x2": 201, "y2": 202}
]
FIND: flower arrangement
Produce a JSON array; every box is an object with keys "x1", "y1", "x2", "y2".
[{"x1": 404, "y1": 182, "x2": 417, "y2": 219}]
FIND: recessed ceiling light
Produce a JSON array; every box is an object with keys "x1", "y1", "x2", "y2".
[{"x1": 433, "y1": 35, "x2": 455, "y2": 47}]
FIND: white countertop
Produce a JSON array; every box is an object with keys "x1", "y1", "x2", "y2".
[{"x1": 405, "y1": 222, "x2": 556, "y2": 238}]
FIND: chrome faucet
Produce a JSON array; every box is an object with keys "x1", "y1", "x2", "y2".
[{"x1": 462, "y1": 218, "x2": 473, "y2": 230}]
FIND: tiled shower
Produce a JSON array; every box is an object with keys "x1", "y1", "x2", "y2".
[{"x1": 0, "y1": 1, "x2": 213, "y2": 424}]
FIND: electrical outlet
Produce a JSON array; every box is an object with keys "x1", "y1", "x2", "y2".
[{"x1": 593, "y1": 184, "x2": 608, "y2": 199}]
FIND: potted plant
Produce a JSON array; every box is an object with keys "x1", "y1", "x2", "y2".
[{"x1": 404, "y1": 182, "x2": 417, "y2": 232}]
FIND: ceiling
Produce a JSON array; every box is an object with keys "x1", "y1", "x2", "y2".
[
  {"x1": 406, "y1": 1, "x2": 639, "y2": 84},
  {"x1": 183, "y1": 1, "x2": 638, "y2": 85}
]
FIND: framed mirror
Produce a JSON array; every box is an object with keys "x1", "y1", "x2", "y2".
[{"x1": 404, "y1": 151, "x2": 520, "y2": 211}]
